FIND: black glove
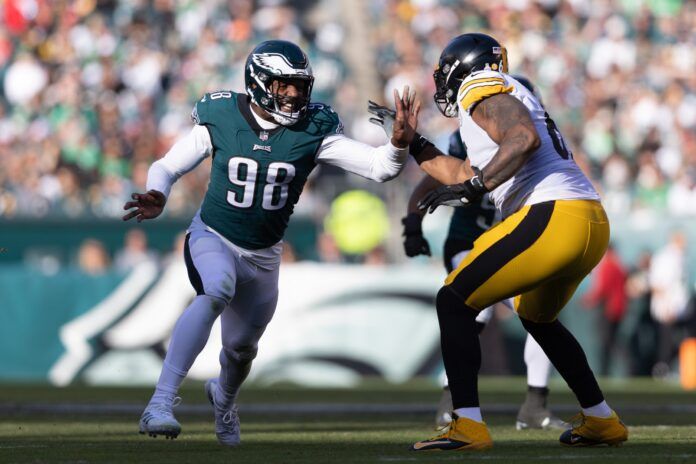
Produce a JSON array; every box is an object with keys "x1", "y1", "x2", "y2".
[
  {"x1": 418, "y1": 167, "x2": 488, "y2": 213},
  {"x1": 401, "y1": 213, "x2": 431, "y2": 257},
  {"x1": 367, "y1": 100, "x2": 396, "y2": 138}
]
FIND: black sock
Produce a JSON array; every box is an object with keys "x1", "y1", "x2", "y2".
[
  {"x1": 436, "y1": 286, "x2": 481, "y2": 409},
  {"x1": 524, "y1": 386, "x2": 549, "y2": 408},
  {"x1": 520, "y1": 318, "x2": 604, "y2": 408}
]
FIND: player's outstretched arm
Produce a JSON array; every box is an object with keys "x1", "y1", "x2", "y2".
[
  {"x1": 367, "y1": 96, "x2": 473, "y2": 185},
  {"x1": 122, "y1": 190, "x2": 166, "y2": 222},
  {"x1": 316, "y1": 86, "x2": 421, "y2": 183},
  {"x1": 471, "y1": 93, "x2": 540, "y2": 191},
  {"x1": 418, "y1": 94, "x2": 540, "y2": 213}
]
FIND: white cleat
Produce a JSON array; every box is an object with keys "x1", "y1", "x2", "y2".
[
  {"x1": 205, "y1": 379, "x2": 241, "y2": 447},
  {"x1": 139, "y1": 398, "x2": 182, "y2": 439}
]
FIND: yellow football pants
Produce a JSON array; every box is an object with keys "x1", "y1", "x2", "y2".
[{"x1": 445, "y1": 200, "x2": 609, "y2": 323}]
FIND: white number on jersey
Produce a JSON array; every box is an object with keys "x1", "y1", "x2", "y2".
[
  {"x1": 226, "y1": 157, "x2": 294, "y2": 210},
  {"x1": 227, "y1": 158, "x2": 258, "y2": 208},
  {"x1": 263, "y1": 162, "x2": 296, "y2": 210}
]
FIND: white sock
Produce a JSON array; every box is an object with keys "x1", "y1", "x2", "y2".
[
  {"x1": 453, "y1": 407, "x2": 483, "y2": 423},
  {"x1": 150, "y1": 295, "x2": 225, "y2": 405},
  {"x1": 524, "y1": 333, "x2": 551, "y2": 388},
  {"x1": 582, "y1": 400, "x2": 613, "y2": 418}
]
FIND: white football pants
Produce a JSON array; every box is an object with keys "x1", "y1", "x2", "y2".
[{"x1": 151, "y1": 214, "x2": 279, "y2": 407}]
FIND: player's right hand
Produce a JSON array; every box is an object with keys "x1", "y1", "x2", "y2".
[
  {"x1": 401, "y1": 213, "x2": 431, "y2": 257},
  {"x1": 122, "y1": 190, "x2": 166, "y2": 222}
]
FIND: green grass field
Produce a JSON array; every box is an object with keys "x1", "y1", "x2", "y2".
[{"x1": 1, "y1": 377, "x2": 695, "y2": 463}]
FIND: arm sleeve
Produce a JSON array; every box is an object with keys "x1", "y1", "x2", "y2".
[
  {"x1": 315, "y1": 134, "x2": 408, "y2": 183},
  {"x1": 146, "y1": 125, "x2": 213, "y2": 198}
]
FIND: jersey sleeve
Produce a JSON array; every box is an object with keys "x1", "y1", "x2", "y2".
[
  {"x1": 457, "y1": 70, "x2": 513, "y2": 114},
  {"x1": 448, "y1": 131, "x2": 467, "y2": 160},
  {"x1": 315, "y1": 134, "x2": 407, "y2": 183}
]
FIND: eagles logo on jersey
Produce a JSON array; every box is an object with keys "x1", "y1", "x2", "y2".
[{"x1": 245, "y1": 40, "x2": 314, "y2": 126}]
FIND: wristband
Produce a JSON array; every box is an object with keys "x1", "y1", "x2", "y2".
[
  {"x1": 469, "y1": 166, "x2": 488, "y2": 193},
  {"x1": 409, "y1": 132, "x2": 435, "y2": 160}
]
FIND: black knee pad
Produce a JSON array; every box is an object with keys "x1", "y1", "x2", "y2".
[
  {"x1": 520, "y1": 317, "x2": 558, "y2": 335},
  {"x1": 435, "y1": 286, "x2": 476, "y2": 320}
]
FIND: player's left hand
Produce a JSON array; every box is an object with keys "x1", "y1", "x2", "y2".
[
  {"x1": 391, "y1": 86, "x2": 420, "y2": 148},
  {"x1": 419, "y1": 167, "x2": 488, "y2": 213},
  {"x1": 367, "y1": 100, "x2": 396, "y2": 139},
  {"x1": 418, "y1": 173, "x2": 488, "y2": 214}
]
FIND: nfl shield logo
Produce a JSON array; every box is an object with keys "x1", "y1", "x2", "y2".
[{"x1": 260, "y1": 131, "x2": 269, "y2": 141}]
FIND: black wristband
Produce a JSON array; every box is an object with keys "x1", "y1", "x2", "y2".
[
  {"x1": 401, "y1": 212, "x2": 424, "y2": 236},
  {"x1": 409, "y1": 132, "x2": 435, "y2": 160},
  {"x1": 469, "y1": 166, "x2": 488, "y2": 193}
]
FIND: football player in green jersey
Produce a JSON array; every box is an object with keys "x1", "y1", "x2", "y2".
[
  {"x1": 399, "y1": 77, "x2": 564, "y2": 432},
  {"x1": 124, "y1": 40, "x2": 419, "y2": 446}
]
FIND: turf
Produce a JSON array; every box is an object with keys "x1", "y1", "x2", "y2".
[{"x1": 1, "y1": 377, "x2": 695, "y2": 463}]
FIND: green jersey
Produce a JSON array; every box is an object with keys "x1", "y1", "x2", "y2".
[
  {"x1": 447, "y1": 131, "x2": 497, "y2": 244},
  {"x1": 193, "y1": 91, "x2": 341, "y2": 249}
]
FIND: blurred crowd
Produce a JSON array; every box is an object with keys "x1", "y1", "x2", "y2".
[
  {"x1": 2, "y1": 0, "x2": 696, "y2": 221},
  {"x1": 582, "y1": 231, "x2": 694, "y2": 378}
]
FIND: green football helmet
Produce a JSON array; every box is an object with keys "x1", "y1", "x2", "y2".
[{"x1": 244, "y1": 40, "x2": 314, "y2": 126}]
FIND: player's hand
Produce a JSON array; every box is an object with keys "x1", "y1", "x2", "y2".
[
  {"x1": 418, "y1": 182, "x2": 481, "y2": 213},
  {"x1": 418, "y1": 168, "x2": 488, "y2": 213},
  {"x1": 401, "y1": 213, "x2": 431, "y2": 257},
  {"x1": 391, "y1": 86, "x2": 420, "y2": 148},
  {"x1": 367, "y1": 100, "x2": 396, "y2": 139},
  {"x1": 122, "y1": 190, "x2": 166, "y2": 222}
]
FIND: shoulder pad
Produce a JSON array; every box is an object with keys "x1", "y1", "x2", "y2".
[
  {"x1": 306, "y1": 102, "x2": 343, "y2": 136},
  {"x1": 457, "y1": 70, "x2": 513, "y2": 114},
  {"x1": 191, "y1": 91, "x2": 236, "y2": 125}
]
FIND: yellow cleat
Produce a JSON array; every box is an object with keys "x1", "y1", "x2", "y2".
[
  {"x1": 411, "y1": 413, "x2": 493, "y2": 451},
  {"x1": 559, "y1": 411, "x2": 628, "y2": 447}
]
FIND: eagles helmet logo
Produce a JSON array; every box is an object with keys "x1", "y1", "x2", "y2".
[{"x1": 252, "y1": 52, "x2": 311, "y2": 76}]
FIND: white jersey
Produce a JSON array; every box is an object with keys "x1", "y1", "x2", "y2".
[{"x1": 457, "y1": 70, "x2": 599, "y2": 218}]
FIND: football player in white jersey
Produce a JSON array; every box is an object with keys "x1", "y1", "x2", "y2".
[
  {"x1": 393, "y1": 76, "x2": 565, "y2": 432},
  {"x1": 398, "y1": 33, "x2": 627, "y2": 450}
]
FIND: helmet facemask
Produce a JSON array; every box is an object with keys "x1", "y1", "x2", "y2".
[{"x1": 433, "y1": 60, "x2": 464, "y2": 118}]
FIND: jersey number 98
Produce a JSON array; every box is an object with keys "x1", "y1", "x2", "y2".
[{"x1": 227, "y1": 158, "x2": 296, "y2": 210}]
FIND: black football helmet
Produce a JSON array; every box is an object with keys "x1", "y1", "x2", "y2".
[
  {"x1": 245, "y1": 40, "x2": 314, "y2": 126},
  {"x1": 433, "y1": 33, "x2": 508, "y2": 117}
]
